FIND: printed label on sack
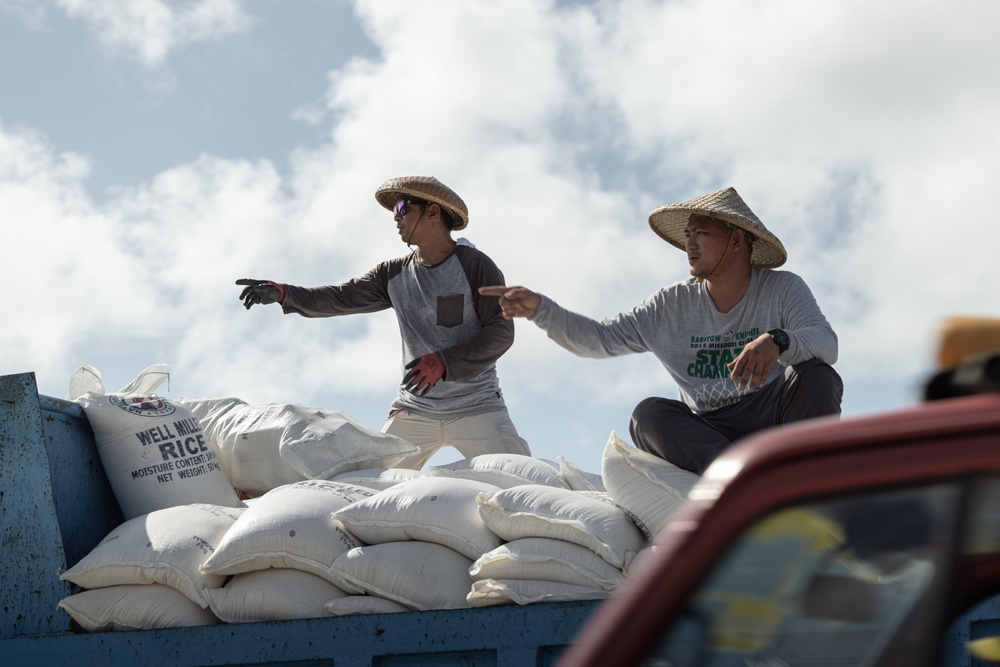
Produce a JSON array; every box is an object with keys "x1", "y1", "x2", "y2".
[{"x1": 128, "y1": 412, "x2": 223, "y2": 485}]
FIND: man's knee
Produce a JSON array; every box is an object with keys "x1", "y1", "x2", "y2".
[
  {"x1": 631, "y1": 396, "x2": 689, "y2": 426},
  {"x1": 629, "y1": 397, "x2": 723, "y2": 474},
  {"x1": 784, "y1": 361, "x2": 844, "y2": 421},
  {"x1": 630, "y1": 397, "x2": 678, "y2": 453},
  {"x1": 800, "y1": 361, "x2": 843, "y2": 405},
  {"x1": 631, "y1": 396, "x2": 661, "y2": 426}
]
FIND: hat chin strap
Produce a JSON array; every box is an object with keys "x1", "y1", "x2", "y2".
[
  {"x1": 404, "y1": 206, "x2": 428, "y2": 247},
  {"x1": 695, "y1": 227, "x2": 736, "y2": 284}
]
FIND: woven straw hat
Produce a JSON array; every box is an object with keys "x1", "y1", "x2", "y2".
[
  {"x1": 375, "y1": 176, "x2": 469, "y2": 231},
  {"x1": 648, "y1": 187, "x2": 787, "y2": 268}
]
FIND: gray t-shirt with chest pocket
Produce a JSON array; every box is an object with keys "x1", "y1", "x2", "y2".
[{"x1": 281, "y1": 244, "x2": 514, "y2": 419}]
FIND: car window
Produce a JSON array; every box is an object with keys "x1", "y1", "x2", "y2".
[
  {"x1": 961, "y1": 475, "x2": 1000, "y2": 555},
  {"x1": 942, "y1": 476, "x2": 1000, "y2": 665},
  {"x1": 642, "y1": 484, "x2": 960, "y2": 667}
]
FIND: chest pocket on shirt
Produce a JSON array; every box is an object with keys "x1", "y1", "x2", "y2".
[{"x1": 437, "y1": 294, "x2": 465, "y2": 328}]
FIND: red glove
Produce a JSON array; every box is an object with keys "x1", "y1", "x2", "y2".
[{"x1": 403, "y1": 353, "x2": 445, "y2": 396}]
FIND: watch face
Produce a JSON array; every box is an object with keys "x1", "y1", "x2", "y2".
[{"x1": 770, "y1": 329, "x2": 789, "y2": 351}]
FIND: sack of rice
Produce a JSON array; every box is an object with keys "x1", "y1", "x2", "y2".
[
  {"x1": 180, "y1": 398, "x2": 420, "y2": 494},
  {"x1": 333, "y1": 476, "x2": 502, "y2": 560},
  {"x1": 467, "y1": 579, "x2": 609, "y2": 607},
  {"x1": 322, "y1": 596, "x2": 411, "y2": 616},
  {"x1": 204, "y1": 568, "x2": 349, "y2": 623},
  {"x1": 430, "y1": 453, "x2": 569, "y2": 489},
  {"x1": 58, "y1": 584, "x2": 219, "y2": 632},
  {"x1": 477, "y1": 484, "x2": 647, "y2": 570},
  {"x1": 74, "y1": 365, "x2": 241, "y2": 519},
  {"x1": 331, "y1": 467, "x2": 429, "y2": 491},
  {"x1": 470, "y1": 537, "x2": 624, "y2": 591},
  {"x1": 602, "y1": 433, "x2": 700, "y2": 537},
  {"x1": 328, "y1": 541, "x2": 474, "y2": 611},
  {"x1": 201, "y1": 480, "x2": 373, "y2": 583},
  {"x1": 60, "y1": 503, "x2": 244, "y2": 608},
  {"x1": 558, "y1": 456, "x2": 606, "y2": 492}
]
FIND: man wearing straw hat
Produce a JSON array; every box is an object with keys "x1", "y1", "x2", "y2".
[
  {"x1": 236, "y1": 175, "x2": 530, "y2": 470},
  {"x1": 480, "y1": 187, "x2": 841, "y2": 475}
]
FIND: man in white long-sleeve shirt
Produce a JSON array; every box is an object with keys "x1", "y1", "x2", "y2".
[{"x1": 480, "y1": 186, "x2": 842, "y2": 475}]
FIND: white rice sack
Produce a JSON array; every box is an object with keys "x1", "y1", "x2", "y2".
[
  {"x1": 331, "y1": 467, "x2": 429, "y2": 491},
  {"x1": 204, "y1": 568, "x2": 348, "y2": 623},
  {"x1": 467, "y1": 579, "x2": 609, "y2": 607},
  {"x1": 61, "y1": 503, "x2": 243, "y2": 608},
  {"x1": 323, "y1": 596, "x2": 411, "y2": 616},
  {"x1": 602, "y1": 433, "x2": 700, "y2": 538},
  {"x1": 179, "y1": 396, "x2": 306, "y2": 496},
  {"x1": 559, "y1": 456, "x2": 606, "y2": 492},
  {"x1": 430, "y1": 453, "x2": 569, "y2": 489},
  {"x1": 179, "y1": 400, "x2": 420, "y2": 494},
  {"x1": 333, "y1": 476, "x2": 502, "y2": 560},
  {"x1": 76, "y1": 378, "x2": 241, "y2": 519},
  {"x1": 201, "y1": 480, "x2": 373, "y2": 582},
  {"x1": 470, "y1": 538, "x2": 624, "y2": 591},
  {"x1": 329, "y1": 542, "x2": 473, "y2": 611},
  {"x1": 477, "y1": 485, "x2": 647, "y2": 570},
  {"x1": 58, "y1": 584, "x2": 219, "y2": 632},
  {"x1": 277, "y1": 405, "x2": 419, "y2": 478}
]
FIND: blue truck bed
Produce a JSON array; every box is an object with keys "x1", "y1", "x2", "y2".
[{"x1": 0, "y1": 371, "x2": 600, "y2": 666}]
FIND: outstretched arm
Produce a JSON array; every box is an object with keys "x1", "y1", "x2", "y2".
[{"x1": 480, "y1": 284, "x2": 649, "y2": 359}]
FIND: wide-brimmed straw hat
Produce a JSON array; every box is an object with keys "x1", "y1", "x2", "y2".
[
  {"x1": 375, "y1": 176, "x2": 469, "y2": 231},
  {"x1": 648, "y1": 187, "x2": 787, "y2": 268}
]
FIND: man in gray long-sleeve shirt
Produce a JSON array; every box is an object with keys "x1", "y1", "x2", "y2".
[
  {"x1": 481, "y1": 186, "x2": 842, "y2": 475},
  {"x1": 238, "y1": 176, "x2": 530, "y2": 469}
]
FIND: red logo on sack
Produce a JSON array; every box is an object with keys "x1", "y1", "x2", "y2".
[{"x1": 109, "y1": 394, "x2": 177, "y2": 418}]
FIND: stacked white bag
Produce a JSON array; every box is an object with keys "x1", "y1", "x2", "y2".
[
  {"x1": 331, "y1": 467, "x2": 430, "y2": 491},
  {"x1": 70, "y1": 365, "x2": 241, "y2": 520},
  {"x1": 475, "y1": 480, "x2": 646, "y2": 606},
  {"x1": 600, "y1": 433, "x2": 701, "y2": 538},
  {"x1": 178, "y1": 397, "x2": 421, "y2": 498},
  {"x1": 61, "y1": 359, "x2": 701, "y2": 628},
  {"x1": 61, "y1": 354, "x2": 420, "y2": 629},
  {"x1": 429, "y1": 453, "x2": 570, "y2": 490},
  {"x1": 59, "y1": 503, "x2": 243, "y2": 631},
  {"x1": 417, "y1": 454, "x2": 630, "y2": 607},
  {"x1": 199, "y1": 480, "x2": 375, "y2": 622},
  {"x1": 329, "y1": 476, "x2": 503, "y2": 611}
]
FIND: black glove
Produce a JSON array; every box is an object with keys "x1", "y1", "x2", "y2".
[
  {"x1": 403, "y1": 353, "x2": 446, "y2": 396},
  {"x1": 236, "y1": 278, "x2": 284, "y2": 310}
]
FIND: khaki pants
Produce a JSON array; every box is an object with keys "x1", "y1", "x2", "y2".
[{"x1": 382, "y1": 409, "x2": 531, "y2": 470}]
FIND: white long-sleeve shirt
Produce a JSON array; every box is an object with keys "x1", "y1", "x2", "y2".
[{"x1": 530, "y1": 268, "x2": 838, "y2": 414}]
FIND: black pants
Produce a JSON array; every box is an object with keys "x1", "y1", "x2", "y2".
[{"x1": 629, "y1": 359, "x2": 844, "y2": 475}]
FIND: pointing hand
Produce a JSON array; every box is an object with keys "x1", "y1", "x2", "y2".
[
  {"x1": 478, "y1": 285, "x2": 541, "y2": 319},
  {"x1": 236, "y1": 278, "x2": 285, "y2": 310}
]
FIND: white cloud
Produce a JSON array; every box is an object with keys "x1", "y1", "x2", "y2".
[
  {"x1": 57, "y1": 0, "x2": 252, "y2": 67},
  {"x1": 3, "y1": 0, "x2": 1000, "y2": 473}
]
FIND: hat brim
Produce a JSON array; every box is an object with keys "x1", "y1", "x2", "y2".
[
  {"x1": 375, "y1": 178, "x2": 469, "y2": 231},
  {"x1": 648, "y1": 205, "x2": 787, "y2": 269}
]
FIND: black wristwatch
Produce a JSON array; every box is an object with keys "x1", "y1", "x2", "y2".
[{"x1": 768, "y1": 328, "x2": 790, "y2": 355}]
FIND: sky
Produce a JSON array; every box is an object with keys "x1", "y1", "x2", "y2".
[{"x1": 2, "y1": 0, "x2": 999, "y2": 476}]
